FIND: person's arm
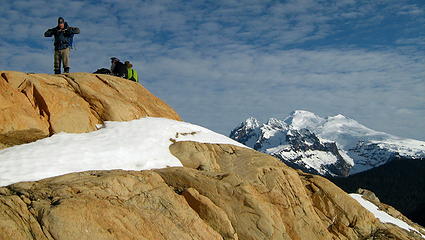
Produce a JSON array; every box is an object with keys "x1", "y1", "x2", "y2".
[
  {"x1": 134, "y1": 69, "x2": 139, "y2": 82},
  {"x1": 111, "y1": 62, "x2": 116, "y2": 74},
  {"x1": 44, "y1": 28, "x2": 56, "y2": 37},
  {"x1": 67, "y1": 27, "x2": 80, "y2": 34}
]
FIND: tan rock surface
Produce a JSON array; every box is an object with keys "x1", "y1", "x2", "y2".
[
  {"x1": 163, "y1": 141, "x2": 425, "y2": 240},
  {"x1": 0, "y1": 72, "x2": 50, "y2": 149},
  {"x1": 0, "y1": 170, "x2": 222, "y2": 240},
  {"x1": 0, "y1": 71, "x2": 180, "y2": 149},
  {"x1": 1, "y1": 72, "x2": 424, "y2": 239},
  {"x1": 182, "y1": 187, "x2": 238, "y2": 240},
  {"x1": 0, "y1": 142, "x2": 424, "y2": 239}
]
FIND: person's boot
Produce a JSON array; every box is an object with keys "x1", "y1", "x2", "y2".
[
  {"x1": 54, "y1": 69, "x2": 61, "y2": 74},
  {"x1": 64, "y1": 67, "x2": 70, "y2": 73}
]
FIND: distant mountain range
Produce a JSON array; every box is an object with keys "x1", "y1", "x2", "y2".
[{"x1": 230, "y1": 110, "x2": 425, "y2": 177}]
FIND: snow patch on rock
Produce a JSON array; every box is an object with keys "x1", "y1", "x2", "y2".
[
  {"x1": 0, "y1": 117, "x2": 246, "y2": 186},
  {"x1": 350, "y1": 194, "x2": 425, "y2": 238}
]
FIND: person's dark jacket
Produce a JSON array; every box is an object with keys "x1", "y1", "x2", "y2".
[
  {"x1": 44, "y1": 22, "x2": 80, "y2": 50},
  {"x1": 111, "y1": 61, "x2": 128, "y2": 78}
]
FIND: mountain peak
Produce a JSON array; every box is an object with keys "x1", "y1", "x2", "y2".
[
  {"x1": 230, "y1": 110, "x2": 425, "y2": 176},
  {"x1": 331, "y1": 114, "x2": 348, "y2": 119},
  {"x1": 326, "y1": 114, "x2": 354, "y2": 123},
  {"x1": 244, "y1": 117, "x2": 261, "y2": 129},
  {"x1": 266, "y1": 118, "x2": 286, "y2": 128},
  {"x1": 284, "y1": 110, "x2": 325, "y2": 130}
]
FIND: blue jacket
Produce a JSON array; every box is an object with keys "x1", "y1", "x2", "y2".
[{"x1": 44, "y1": 22, "x2": 80, "y2": 50}]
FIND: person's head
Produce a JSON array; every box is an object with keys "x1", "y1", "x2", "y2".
[
  {"x1": 124, "y1": 61, "x2": 132, "y2": 68},
  {"x1": 58, "y1": 17, "x2": 65, "y2": 29},
  {"x1": 111, "y1": 57, "x2": 120, "y2": 64}
]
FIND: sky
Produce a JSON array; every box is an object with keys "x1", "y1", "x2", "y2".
[{"x1": 0, "y1": 0, "x2": 424, "y2": 140}]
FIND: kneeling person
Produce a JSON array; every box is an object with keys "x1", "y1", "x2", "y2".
[
  {"x1": 110, "y1": 57, "x2": 127, "y2": 78},
  {"x1": 125, "y1": 61, "x2": 139, "y2": 83}
]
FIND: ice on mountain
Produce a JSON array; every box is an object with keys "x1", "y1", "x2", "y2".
[
  {"x1": 284, "y1": 110, "x2": 325, "y2": 130},
  {"x1": 245, "y1": 117, "x2": 261, "y2": 129},
  {"x1": 230, "y1": 110, "x2": 425, "y2": 176},
  {"x1": 231, "y1": 114, "x2": 353, "y2": 176}
]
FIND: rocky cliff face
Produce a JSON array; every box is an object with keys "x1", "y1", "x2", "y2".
[
  {"x1": 0, "y1": 143, "x2": 424, "y2": 240},
  {"x1": 0, "y1": 71, "x2": 180, "y2": 149}
]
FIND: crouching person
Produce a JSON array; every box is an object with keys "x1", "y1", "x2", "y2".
[
  {"x1": 125, "y1": 61, "x2": 139, "y2": 83},
  {"x1": 110, "y1": 57, "x2": 127, "y2": 78}
]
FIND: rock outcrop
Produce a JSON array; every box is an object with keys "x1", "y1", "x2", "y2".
[
  {"x1": 166, "y1": 142, "x2": 425, "y2": 240},
  {"x1": 0, "y1": 142, "x2": 423, "y2": 240},
  {"x1": 0, "y1": 71, "x2": 180, "y2": 149},
  {"x1": 0, "y1": 170, "x2": 221, "y2": 240},
  {"x1": 1, "y1": 71, "x2": 423, "y2": 240}
]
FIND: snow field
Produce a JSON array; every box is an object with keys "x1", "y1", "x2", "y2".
[{"x1": 0, "y1": 117, "x2": 247, "y2": 186}]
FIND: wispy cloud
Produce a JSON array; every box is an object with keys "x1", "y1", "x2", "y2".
[
  {"x1": 397, "y1": 4, "x2": 424, "y2": 15},
  {"x1": 0, "y1": 0, "x2": 424, "y2": 140},
  {"x1": 142, "y1": 47, "x2": 425, "y2": 138}
]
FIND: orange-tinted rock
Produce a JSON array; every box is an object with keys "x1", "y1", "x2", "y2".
[
  {"x1": 0, "y1": 72, "x2": 50, "y2": 149},
  {"x1": 0, "y1": 143, "x2": 424, "y2": 239},
  {"x1": 0, "y1": 71, "x2": 180, "y2": 149},
  {"x1": 0, "y1": 170, "x2": 222, "y2": 240},
  {"x1": 163, "y1": 142, "x2": 425, "y2": 240}
]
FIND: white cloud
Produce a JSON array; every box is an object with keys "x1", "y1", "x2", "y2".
[
  {"x1": 398, "y1": 4, "x2": 424, "y2": 15},
  {"x1": 141, "y1": 47, "x2": 425, "y2": 140},
  {"x1": 0, "y1": 0, "x2": 424, "y2": 140},
  {"x1": 396, "y1": 36, "x2": 425, "y2": 46}
]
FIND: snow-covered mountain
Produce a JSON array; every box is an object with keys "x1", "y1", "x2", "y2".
[{"x1": 230, "y1": 110, "x2": 425, "y2": 176}]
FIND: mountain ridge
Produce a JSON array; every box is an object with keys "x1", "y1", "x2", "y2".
[{"x1": 230, "y1": 110, "x2": 425, "y2": 176}]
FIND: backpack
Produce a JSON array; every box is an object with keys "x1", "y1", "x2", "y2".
[
  {"x1": 69, "y1": 35, "x2": 74, "y2": 49},
  {"x1": 93, "y1": 68, "x2": 112, "y2": 74}
]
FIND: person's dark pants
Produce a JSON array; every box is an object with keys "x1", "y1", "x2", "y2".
[{"x1": 54, "y1": 47, "x2": 70, "y2": 74}]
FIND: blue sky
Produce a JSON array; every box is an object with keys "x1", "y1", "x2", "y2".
[{"x1": 1, "y1": 0, "x2": 424, "y2": 140}]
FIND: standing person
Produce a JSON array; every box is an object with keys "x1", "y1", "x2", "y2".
[
  {"x1": 110, "y1": 57, "x2": 127, "y2": 78},
  {"x1": 125, "y1": 61, "x2": 139, "y2": 83},
  {"x1": 44, "y1": 17, "x2": 80, "y2": 74}
]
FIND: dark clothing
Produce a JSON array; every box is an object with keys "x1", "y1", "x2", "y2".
[
  {"x1": 111, "y1": 61, "x2": 127, "y2": 78},
  {"x1": 94, "y1": 68, "x2": 112, "y2": 74},
  {"x1": 44, "y1": 22, "x2": 80, "y2": 50}
]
